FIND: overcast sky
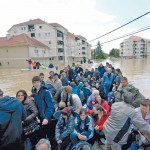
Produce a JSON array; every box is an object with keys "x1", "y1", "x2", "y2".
[{"x1": 1, "y1": 0, "x2": 150, "y2": 53}]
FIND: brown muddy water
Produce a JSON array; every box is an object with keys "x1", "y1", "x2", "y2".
[{"x1": 0, "y1": 58, "x2": 150, "y2": 98}]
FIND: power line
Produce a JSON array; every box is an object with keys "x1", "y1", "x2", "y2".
[
  {"x1": 91, "y1": 25, "x2": 150, "y2": 47},
  {"x1": 88, "y1": 11, "x2": 150, "y2": 43}
]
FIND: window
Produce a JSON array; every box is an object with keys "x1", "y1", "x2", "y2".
[
  {"x1": 82, "y1": 52, "x2": 85, "y2": 55},
  {"x1": 58, "y1": 56, "x2": 63, "y2": 60},
  {"x1": 82, "y1": 47, "x2": 85, "y2": 50},
  {"x1": 82, "y1": 40, "x2": 85, "y2": 45},
  {"x1": 31, "y1": 33, "x2": 35, "y2": 37},
  {"x1": 57, "y1": 30, "x2": 63, "y2": 37},
  {"x1": 21, "y1": 27, "x2": 23, "y2": 30},
  {"x1": 39, "y1": 26, "x2": 42, "y2": 29},
  {"x1": 45, "y1": 32, "x2": 50, "y2": 37},
  {"x1": 49, "y1": 41, "x2": 51, "y2": 44},
  {"x1": 58, "y1": 48, "x2": 64, "y2": 53},
  {"x1": 52, "y1": 58, "x2": 54, "y2": 60},
  {"x1": 75, "y1": 37, "x2": 80, "y2": 42},
  {"x1": 57, "y1": 41, "x2": 64, "y2": 45},
  {"x1": 34, "y1": 49, "x2": 38, "y2": 54},
  {"x1": 24, "y1": 27, "x2": 26, "y2": 30}
]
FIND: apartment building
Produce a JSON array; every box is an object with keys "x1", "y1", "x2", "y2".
[
  {"x1": 0, "y1": 34, "x2": 50, "y2": 68},
  {"x1": 120, "y1": 36, "x2": 150, "y2": 58},
  {"x1": 7, "y1": 18, "x2": 91, "y2": 65}
]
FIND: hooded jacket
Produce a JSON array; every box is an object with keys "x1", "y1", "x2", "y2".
[{"x1": 0, "y1": 96, "x2": 26, "y2": 148}]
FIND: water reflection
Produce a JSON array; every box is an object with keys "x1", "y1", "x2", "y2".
[{"x1": 0, "y1": 58, "x2": 150, "y2": 98}]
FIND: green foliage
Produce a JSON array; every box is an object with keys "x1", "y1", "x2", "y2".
[
  {"x1": 95, "y1": 41, "x2": 107, "y2": 59},
  {"x1": 109, "y1": 48, "x2": 120, "y2": 58}
]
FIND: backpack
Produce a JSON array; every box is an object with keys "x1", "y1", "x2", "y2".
[{"x1": 45, "y1": 83, "x2": 57, "y2": 96}]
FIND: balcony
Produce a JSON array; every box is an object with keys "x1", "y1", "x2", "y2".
[
  {"x1": 57, "y1": 45, "x2": 63, "y2": 48},
  {"x1": 57, "y1": 37, "x2": 63, "y2": 41}
]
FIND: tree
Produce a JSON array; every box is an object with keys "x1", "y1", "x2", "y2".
[
  {"x1": 109, "y1": 48, "x2": 120, "y2": 58},
  {"x1": 95, "y1": 41, "x2": 105, "y2": 59}
]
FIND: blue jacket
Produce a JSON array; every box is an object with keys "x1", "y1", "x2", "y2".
[
  {"x1": 0, "y1": 96, "x2": 26, "y2": 148},
  {"x1": 32, "y1": 86, "x2": 54, "y2": 121},
  {"x1": 61, "y1": 76, "x2": 69, "y2": 86},
  {"x1": 101, "y1": 72, "x2": 115, "y2": 87},
  {"x1": 98, "y1": 66, "x2": 105, "y2": 78},
  {"x1": 55, "y1": 115, "x2": 75, "y2": 141},
  {"x1": 73, "y1": 115, "x2": 94, "y2": 140}
]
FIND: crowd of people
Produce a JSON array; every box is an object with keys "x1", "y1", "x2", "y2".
[{"x1": 0, "y1": 62, "x2": 150, "y2": 150}]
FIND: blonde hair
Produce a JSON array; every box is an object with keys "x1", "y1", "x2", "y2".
[{"x1": 92, "y1": 90, "x2": 99, "y2": 96}]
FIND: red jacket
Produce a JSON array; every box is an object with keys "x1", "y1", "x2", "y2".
[
  {"x1": 101, "y1": 100, "x2": 110, "y2": 115},
  {"x1": 94, "y1": 114, "x2": 108, "y2": 130}
]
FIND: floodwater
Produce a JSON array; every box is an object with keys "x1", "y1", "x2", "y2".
[{"x1": 0, "y1": 58, "x2": 150, "y2": 98}]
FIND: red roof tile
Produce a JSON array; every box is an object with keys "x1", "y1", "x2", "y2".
[
  {"x1": 67, "y1": 32, "x2": 76, "y2": 38},
  {"x1": 76, "y1": 35, "x2": 87, "y2": 40},
  {"x1": 49, "y1": 23, "x2": 68, "y2": 30},
  {"x1": 14, "y1": 19, "x2": 46, "y2": 27},
  {"x1": 0, "y1": 33, "x2": 49, "y2": 48}
]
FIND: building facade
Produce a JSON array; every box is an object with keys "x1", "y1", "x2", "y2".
[
  {"x1": 7, "y1": 19, "x2": 91, "y2": 65},
  {"x1": 120, "y1": 36, "x2": 150, "y2": 58},
  {"x1": 0, "y1": 34, "x2": 50, "y2": 68}
]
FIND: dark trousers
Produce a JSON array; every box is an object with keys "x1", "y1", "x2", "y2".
[
  {"x1": 0, "y1": 142, "x2": 21, "y2": 150},
  {"x1": 88, "y1": 130, "x2": 105, "y2": 145},
  {"x1": 54, "y1": 136, "x2": 71, "y2": 150}
]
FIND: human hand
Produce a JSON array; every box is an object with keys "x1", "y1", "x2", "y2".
[
  {"x1": 42, "y1": 119, "x2": 48, "y2": 125},
  {"x1": 95, "y1": 125, "x2": 99, "y2": 130},
  {"x1": 57, "y1": 140, "x2": 62, "y2": 144}
]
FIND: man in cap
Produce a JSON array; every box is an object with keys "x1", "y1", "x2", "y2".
[
  {"x1": 104, "y1": 92, "x2": 150, "y2": 150},
  {"x1": 53, "y1": 73, "x2": 62, "y2": 90}
]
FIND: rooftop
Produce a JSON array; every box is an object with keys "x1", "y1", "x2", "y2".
[
  {"x1": 0, "y1": 33, "x2": 49, "y2": 48},
  {"x1": 49, "y1": 23, "x2": 68, "y2": 30}
]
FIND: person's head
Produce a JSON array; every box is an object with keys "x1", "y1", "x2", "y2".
[
  {"x1": 91, "y1": 68, "x2": 94, "y2": 71},
  {"x1": 79, "y1": 108, "x2": 87, "y2": 121},
  {"x1": 95, "y1": 82, "x2": 100, "y2": 88},
  {"x1": 85, "y1": 69, "x2": 88, "y2": 72},
  {"x1": 72, "y1": 63, "x2": 75, "y2": 67},
  {"x1": 106, "y1": 62, "x2": 109, "y2": 67},
  {"x1": 107, "y1": 68, "x2": 112, "y2": 74},
  {"x1": 61, "y1": 107, "x2": 71, "y2": 119},
  {"x1": 123, "y1": 92, "x2": 134, "y2": 104},
  {"x1": 80, "y1": 145, "x2": 91, "y2": 150},
  {"x1": 121, "y1": 77, "x2": 128, "y2": 87},
  {"x1": 53, "y1": 73, "x2": 59, "y2": 80},
  {"x1": 39, "y1": 73, "x2": 44, "y2": 81},
  {"x1": 49, "y1": 71, "x2": 54, "y2": 77},
  {"x1": 92, "y1": 90, "x2": 99, "y2": 97},
  {"x1": 93, "y1": 104, "x2": 104, "y2": 115},
  {"x1": 64, "y1": 86, "x2": 72, "y2": 94},
  {"x1": 0, "y1": 89, "x2": 3, "y2": 98},
  {"x1": 58, "y1": 102, "x2": 66, "y2": 110},
  {"x1": 99, "y1": 63, "x2": 103, "y2": 66},
  {"x1": 95, "y1": 68, "x2": 98, "y2": 71},
  {"x1": 140, "y1": 99, "x2": 150, "y2": 113},
  {"x1": 16, "y1": 90, "x2": 28, "y2": 102},
  {"x1": 87, "y1": 75, "x2": 91, "y2": 79},
  {"x1": 32, "y1": 76, "x2": 41, "y2": 90},
  {"x1": 96, "y1": 95, "x2": 101, "y2": 104},
  {"x1": 35, "y1": 138, "x2": 51, "y2": 150}
]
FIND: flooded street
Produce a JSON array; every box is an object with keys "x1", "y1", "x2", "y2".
[{"x1": 0, "y1": 58, "x2": 150, "y2": 98}]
